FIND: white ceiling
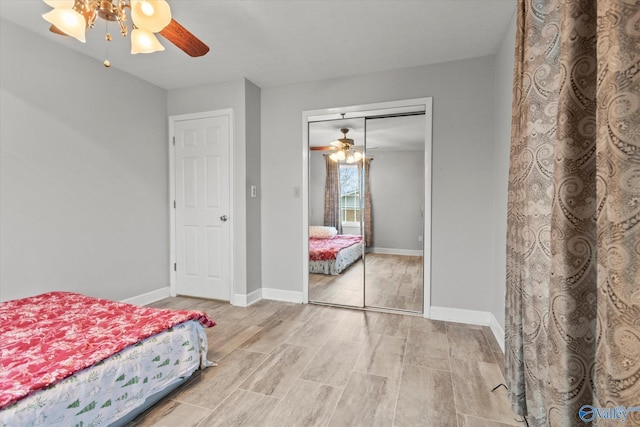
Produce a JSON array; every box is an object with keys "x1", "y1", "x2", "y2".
[
  {"x1": 309, "y1": 115, "x2": 426, "y2": 152},
  {"x1": 0, "y1": 0, "x2": 517, "y2": 90}
]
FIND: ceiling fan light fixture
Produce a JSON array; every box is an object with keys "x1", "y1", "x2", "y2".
[
  {"x1": 338, "y1": 128, "x2": 354, "y2": 146},
  {"x1": 326, "y1": 127, "x2": 365, "y2": 163},
  {"x1": 131, "y1": 28, "x2": 165, "y2": 54},
  {"x1": 41, "y1": 0, "x2": 208, "y2": 59},
  {"x1": 131, "y1": 0, "x2": 171, "y2": 33},
  {"x1": 42, "y1": 8, "x2": 86, "y2": 42}
]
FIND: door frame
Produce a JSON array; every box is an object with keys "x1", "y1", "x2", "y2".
[
  {"x1": 169, "y1": 109, "x2": 234, "y2": 299},
  {"x1": 302, "y1": 98, "x2": 433, "y2": 318}
]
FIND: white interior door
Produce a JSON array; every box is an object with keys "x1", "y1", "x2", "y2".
[{"x1": 174, "y1": 114, "x2": 231, "y2": 300}]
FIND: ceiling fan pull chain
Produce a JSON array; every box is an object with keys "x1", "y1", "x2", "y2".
[{"x1": 103, "y1": 19, "x2": 111, "y2": 67}]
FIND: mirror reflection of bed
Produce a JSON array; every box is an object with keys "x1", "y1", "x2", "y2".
[
  {"x1": 308, "y1": 225, "x2": 364, "y2": 306},
  {"x1": 308, "y1": 109, "x2": 426, "y2": 313}
]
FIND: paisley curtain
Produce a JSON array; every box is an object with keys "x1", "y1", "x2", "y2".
[
  {"x1": 323, "y1": 155, "x2": 342, "y2": 234},
  {"x1": 505, "y1": 1, "x2": 640, "y2": 426}
]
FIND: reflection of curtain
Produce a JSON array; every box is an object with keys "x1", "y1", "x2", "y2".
[
  {"x1": 362, "y1": 159, "x2": 373, "y2": 247},
  {"x1": 323, "y1": 155, "x2": 341, "y2": 234},
  {"x1": 505, "y1": 1, "x2": 639, "y2": 426}
]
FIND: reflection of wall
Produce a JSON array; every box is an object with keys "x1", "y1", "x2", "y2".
[
  {"x1": 341, "y1": 225, "x2": 360, "y2": 236},
  {"x1": 369, "y1": 151, "x2": 424, "y2": 252},
  {"x1": 309, "y1": 151, "x2": 326, "y2": 226},
  {"x1": 310, "y1": 148, "x2": 424, "y2": 247}
]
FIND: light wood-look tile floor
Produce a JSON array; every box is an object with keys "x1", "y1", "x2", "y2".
[
  {"x1": 309, "y1": 253, "x2": 424, "y2": 312},
  {"x1": 128, "y1": 297, "x2": 525, "y2": 427}
]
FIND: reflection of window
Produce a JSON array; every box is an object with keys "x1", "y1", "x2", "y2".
[{"x1": 339, "y1": 164, "x2": 361, "y2": 225}]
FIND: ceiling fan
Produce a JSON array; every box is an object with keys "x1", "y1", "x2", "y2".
[
  {"x1": 42, "y1": 0, "x2": 209, "y2": 63},
  {"x1": 311, "y1": 128, "x2": 364, "y2": 163}
]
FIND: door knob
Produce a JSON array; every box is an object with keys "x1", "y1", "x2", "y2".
[{"x1": 220, "y1": 215, "x2": 228, "y2": 222}]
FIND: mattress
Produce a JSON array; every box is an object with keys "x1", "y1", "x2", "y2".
[
  {"x1": 309, "y1": 235, "x2": 363, "y2": 275},
  {"x1": 0, "y1": 320, "x2": 209, "y2": 426},
  {"x1": 0, "y1": 292, "x2": 215, "y2": 426}
]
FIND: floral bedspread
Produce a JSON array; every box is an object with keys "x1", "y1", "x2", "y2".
[
  {"x1": 1, "y1": 321, "x2": 209, "y2": 426},
  {"x1": 309, "y1": 234, "x2": 363, "y2": 261},
  {"x1": 0, "y1": 291, "x2": 215, "y2": 409}
]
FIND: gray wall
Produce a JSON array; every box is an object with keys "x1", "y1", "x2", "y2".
[
  {"x1": 262, "y1": 55, "x2": 497, "y2": 312},
  {"x1": 1, "y1": 14, "x2": 514, "y2": 320},
  {"x1": 0, "y1": 18, "x2": 264, "y2": 303},
  {"x1": 370, "y1": 150, "x2": 424, "y2": 251},
  {"x1": 0, "y1": 19, "x2": 168, "y2": 302},
  {"x1": 491, "y1": 10, "x2": 517, "y2": 329},
  {"x1": 245, "y1": 80, "x2": 262, "y2": 294}
]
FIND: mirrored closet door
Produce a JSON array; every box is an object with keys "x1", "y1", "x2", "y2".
[
  {"x1": 363, "y1": 114, "x2": 426, "y2": 312},
  {"x1": 308, "y1": 117, "x2": 366, "y2": 308},
  {"x1": 307, "y1": 106, "x2": 427, "y2": 314}
]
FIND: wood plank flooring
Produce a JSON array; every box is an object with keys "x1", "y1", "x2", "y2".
[
  {"x1": 128, "y1": 297, "x2": 524, "y2": 427},
  {"x1": 309, "y1": 253, "x2": 423, "y2": 312}
]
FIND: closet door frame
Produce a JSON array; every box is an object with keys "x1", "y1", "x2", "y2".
[{"x1": 302, "y1": 97, "x2": 433, "y2": 318}]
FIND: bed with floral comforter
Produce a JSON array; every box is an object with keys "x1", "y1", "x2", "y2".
[
  {"x1": 0, "y1": 292, "x2": 215, "y2": 426},
  {"x1": 309, "y1": 234, "x2": 363, "y2": 275}
]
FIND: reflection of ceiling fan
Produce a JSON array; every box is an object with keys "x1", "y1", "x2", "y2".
[
  {"x1": 311, "y1": 128, "x2": 363, "y2": 163},
  {"x1": 42, "y1": 0, "x2": 209, "y2": 63}
]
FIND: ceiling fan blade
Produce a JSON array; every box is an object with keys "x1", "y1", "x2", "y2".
[
  {"x1": 159, "y1": 18, "x2": 209, "y2": 57},
  {"x1": 310, "y1": 146, "x2": 336, "y2": 151}
]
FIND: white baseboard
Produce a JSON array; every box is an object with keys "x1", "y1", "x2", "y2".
[
  {"x1": 233, "y1": 287, "x2": 303, "y2": 305},
  {"x1": 430, "y1": 306, "x2": 505, "y2": 353},
  {"x1": 121, "y1": 287, "x2": 171, "y2": 306},
  {"x1": 368, "y1": 247, "x2": 423, "y2": 256},
  {"x1": 232, "y1": 289, "x2": 262, "y2": 307},
  {"x1": 261, "y1": 288, "x2": 303, "y2": 304},
  {"x1": 489, "y1": 312, "x2": 505, "y2": 353},
  {"x1": 430, "y1": 306, "x2": 492, "y2": 324}
]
